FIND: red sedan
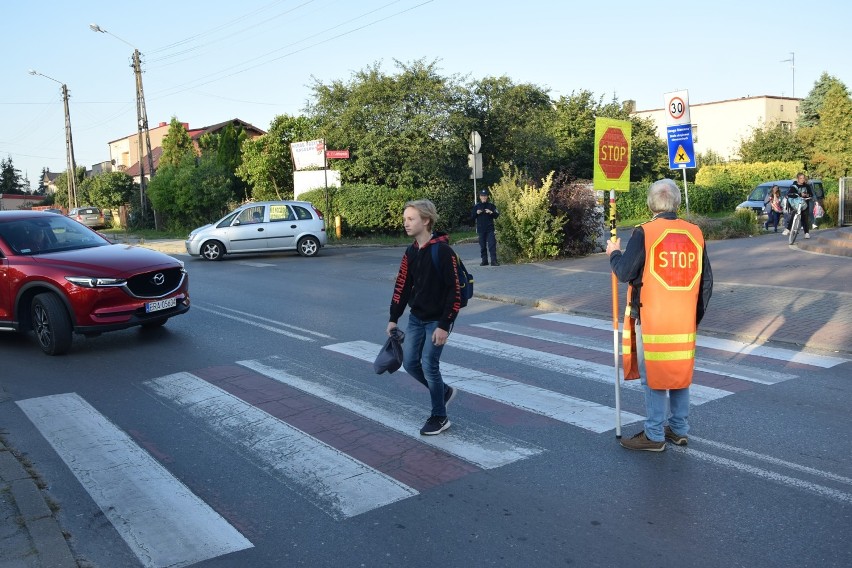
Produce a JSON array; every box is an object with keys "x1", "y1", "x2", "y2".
[{"x1": 0, "y1": 211, "x2": 189, "y2": 355}]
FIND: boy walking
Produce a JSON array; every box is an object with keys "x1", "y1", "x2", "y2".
[{"x1": 387, "y1": 199, "x2": 461, "y2": 435}]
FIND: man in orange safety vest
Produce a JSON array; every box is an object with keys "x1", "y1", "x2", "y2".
[{"x1": 606, "y1": 179, "x2": 713, "y2": 452}]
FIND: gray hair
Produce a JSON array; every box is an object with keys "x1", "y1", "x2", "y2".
[
  {"x1": 647, "y1": 179, "x2": 682, "y2": 213},
  {"x1": 404, "y1": 199, "x2": 439, "y2": 231}
]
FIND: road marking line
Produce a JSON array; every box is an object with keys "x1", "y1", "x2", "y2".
[
  {"x1": 192, "y1": 304, "x2": 314, "y2": 341},
  {"x1": 238, "y1": 356, "x2": 542, "y2": 469},
  {"x1": 690, "y1": 436, "x2": 852, "y2": 486},
  {"x1": 144, "y1": 372, "x2": 417, "y2": 520},
  {"x1": 448, "y1": 333, "x2": 731, "y2": 406},
  {"x1": 323, "y1": 341, "x2": 643, "y2": 433},
  {"x1": 673, "y1": 446, "x2": 852, "y2": 505},
  {"x1": 473, "y1": 321, "x2": 791, "y2": 385},
  {"x1": 16, "y1": 393, "x2": 253, "y2": 568},
  {"x1": 534, "y1": 312, "x2": 849, "y2": 368},
  {"x1": 234, "y1": 261, "x2": 277, "y2": 267},
  {"x1": 208, "y1": 303, "x2": 333, "y2": 338}
]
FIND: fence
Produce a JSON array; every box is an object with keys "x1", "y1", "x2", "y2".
[{"x1": 840, "y1": 177, "x2": 852, "y2": 226}]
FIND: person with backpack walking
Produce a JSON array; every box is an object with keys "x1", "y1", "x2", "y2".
[
  {"x1": 387, "y1": 199, "x2": 461, "y2": 436},
  {"x1": 471, "y1": 189, "x2": 500, "y2": 266}
]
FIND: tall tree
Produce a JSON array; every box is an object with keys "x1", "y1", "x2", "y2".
[
  {"x1": 160, "y1": 117, "x2": 197, "y2": 168},
  {"x1": 237, "y1": 114, "x2": 316, "y2": 200},
  {"x1": 307, "y1": 59, "x2": 465, "y2": 189},
  {"x1": 798, "y1": 73, "x2": 849, "y2": 128},
  {"x1": 0, "y1": 156, "x2": 25, "y2": 194},
  {"x1": 737, "y1": 123, "x2": 805, "y2": 163},
  {"x1": 808, "y1": 83, "x2": 852, "y2": 178}
]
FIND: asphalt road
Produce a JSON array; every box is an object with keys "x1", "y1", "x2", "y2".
[{"x1": 1, "y1": 245, "x2": 850, "y2": 567}]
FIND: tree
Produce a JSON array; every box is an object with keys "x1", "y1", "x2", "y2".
[
  {"x1": 463, "y1": 76, "x2": 557, "y2": 184},
  {"x1": 237, "y1": 114, "x2": 316, "y2": 200},
  {"x1": 798, "y1": 73, "x2": 849, "y2": 128},
  {"x1": 35, "y1": 167, "x2": 49, "y2": 195},
  {"x1": 737, "y1": 123, "x2": 805, "y2": 163},
  {"x1": 160, "y1": 117, "x2": 197, "y2": 168},
  {"x1": 550, "y1": 91, "x2": 626, "y2": 179},
  {"x1": 147, "y1": 152, "x2": 232, "y2": 231},
  {"x1": 77, "y1": 171, "x2": 136, "y2": 210},
  {"x1": 629, "y1": 115, "x2": 669, "y2": 182},
  {"x1": 0, "y1": 156, "x2": 26, "y2": 194},
  {"x1": 307, "y1": 59, "x2": 466, "y2": 189},
  {"x1": 807, "y1": 83, "x2": 852, "y2": 178},
  {"x1": 199, "y1": 123, "x2": 250, "y2": 201},
  {"x1": 51, "y1": 166, "x2": 86, "y2": 209}
]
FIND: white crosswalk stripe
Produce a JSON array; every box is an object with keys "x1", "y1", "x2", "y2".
[
  {"x1": 472, "y1": 321, "x2": 795, "y2": 385},
  {"x1": 533, "y1": 312, "x2": 849, "y2": 368},
  {"x1": 323, "y1": 340, "x2": 644, "y2": 433},
  {"x1": 144, "y1": 372, "x2": 418, "y2": 520},
  {"x1": 16, "y1": 393, "x2": 253, "y2": 568},
  {"x1": 446, "y1": 333, "x2": 732, "y2": 406},
  {"x1": 238, "y1": 356, "x2": 542, "y2": 469}
]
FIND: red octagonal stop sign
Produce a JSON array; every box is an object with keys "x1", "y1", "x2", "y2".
[
  {"x1": 598, "y1": 127, "x2": 629, "y2": 179},
  {"x1": 650, "y1": 230, "x2": 702, "y2": 290}
]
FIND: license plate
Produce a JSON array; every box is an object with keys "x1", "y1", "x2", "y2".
[{"x1": 146, "y1": 297, "x2": 177, "y2": 313}]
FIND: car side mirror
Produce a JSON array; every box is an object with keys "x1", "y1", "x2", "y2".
[{"x1": 233, "y1": 219, "x2": 241, "y2": 226}]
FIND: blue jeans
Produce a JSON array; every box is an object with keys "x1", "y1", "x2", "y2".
[
  {"x1": 635, "y1": 323, "x2": 690, "y2": 442},
  {"x1": 403, "y1": 314, "x2": 448, "y2": 417}
]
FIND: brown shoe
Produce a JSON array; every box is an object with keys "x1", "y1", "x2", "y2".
[
  {"x1": 620, "y1": 431, "x2": 666, "y2": 452},
  {"x1": 664, "y1": 426, "x2": 688, "y2": 446}
]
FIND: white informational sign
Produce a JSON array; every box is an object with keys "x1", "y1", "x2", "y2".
[
  {"x1": 293, "y1": 170, "x2": 340, "y2": 199},
  {"x1": 663, "y1": 90, "x2": 691, "y2": 126},
  {"x1": 290, "y1": 139, "x2": 326, "y2": 171}
]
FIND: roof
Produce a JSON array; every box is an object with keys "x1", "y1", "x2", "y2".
[
  {"x1": 189, "y1": 118, "x2": 266, "y2": 140},
  {"x1": 123, "y1": 147, "x2": 163, "y2": 178},
  {"x1": 633, "y1": 94, "x2": 801, "y2": 114}
]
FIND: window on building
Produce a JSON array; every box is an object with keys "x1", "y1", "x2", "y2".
[
  {"x1": 691, "y1": 124, "x2": 698, "y2": 144},
  {"x1": 780, "y1": 121, "x2": 792, "y2": 131}
]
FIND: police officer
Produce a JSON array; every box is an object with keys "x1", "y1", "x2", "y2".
[{"x1": 470, "y1": 189, "x2": 499, "y2": 266}]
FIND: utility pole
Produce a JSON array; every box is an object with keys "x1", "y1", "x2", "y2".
[
  {"x1": 781, "y1": 52, "x2": 795, "y2": 98},
  {"x1": 90, "y1": 23, "x2": 157, "y2": 228},
  {"x1": 29, "y1": 70, "x2": 78, "y2": 209}
]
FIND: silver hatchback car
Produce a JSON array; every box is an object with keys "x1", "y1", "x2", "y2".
[{"x1": 185, "y1": 201, "x2": 327, "y2": 260}]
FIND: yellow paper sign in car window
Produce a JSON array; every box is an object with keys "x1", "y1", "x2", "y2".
[{"x1": 270, "y1": 205, "x2": 291, "y2": 221}]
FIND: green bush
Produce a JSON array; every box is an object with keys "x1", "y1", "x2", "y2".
[
  {"x1": 491, "y1": 167, "x2": 565, "y2": 262},
  {"x1": 692, "y1": 209, "x2": 760, "y2": 240},
  {"x1": 301, "y1": 181, "x2": 470, "y2": 236},
  {"x1": 609, "y1": 179, "x2": 743, "y2": 222},
  {"x1": 694, "y1": 161, "x2": 803, "y2": 192}
]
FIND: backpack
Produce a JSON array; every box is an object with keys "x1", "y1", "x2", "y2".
[{"x1": 431, "y1": 245, "x2": 474, "y2": 308}]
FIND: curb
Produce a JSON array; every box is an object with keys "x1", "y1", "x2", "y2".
[{"x1": 0, "y1": 441, "x2": 77, "y2": 568}]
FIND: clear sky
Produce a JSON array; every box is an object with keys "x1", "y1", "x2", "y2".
[{"x1": 3, "y1": 0, "x2": 850, "y2": 191}]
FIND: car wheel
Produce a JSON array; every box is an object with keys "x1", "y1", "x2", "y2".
[
  {"x1": 31, "y1": 293, "x2": 73, "y2": 355},
  {"x1": 297, "y1": 236, "x2": 320, "y2": 257},
  {"x1": 201, "y1": 240, "x2": 225, "y2": 261}
]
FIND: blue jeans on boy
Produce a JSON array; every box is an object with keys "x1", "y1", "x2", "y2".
[
  {"x1": 635, "y1": 323, "x2": 690, "y2": 442},
  {"x1": 403, "y1": 313, "x2": 448, "y2": 417}
]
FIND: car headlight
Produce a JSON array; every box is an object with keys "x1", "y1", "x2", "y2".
[{"x1": 65, "y1": 276, "x2": 127, "y2": 288}]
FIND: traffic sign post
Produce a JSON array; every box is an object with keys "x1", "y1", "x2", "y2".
[
  {"x1": 664, "y1": 90, "x2": 695, "y2": 215},
  {"x1": 469, "y1": 131, "x2": 482, "y2": 203},
  {"x1": 593, "y1": 117, "x2": 632, "y2": 438}
]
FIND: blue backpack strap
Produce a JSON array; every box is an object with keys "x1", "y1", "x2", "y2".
[{"x1": 430, "y1": 244, "x2": 440, "y2": 271}]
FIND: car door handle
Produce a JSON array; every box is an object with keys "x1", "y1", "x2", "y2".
[
  {"x1": 257, "y1": 228, "x2": 264, "y2": 232},
  {"x1": 291, "y1": 225, "x2": 297, "y2": 228}
]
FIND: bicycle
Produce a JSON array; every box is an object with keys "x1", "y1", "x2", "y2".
[{"x1": 786, "y1": 196, "x2": 809, "y2": 245}]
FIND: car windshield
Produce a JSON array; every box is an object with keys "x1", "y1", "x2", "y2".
[
  {"x1": 0, "y1": 217, "x2": 109, "y2": 256},
  {"x1": 748, "y1": 186, "x2": 771, "y2": 201}
]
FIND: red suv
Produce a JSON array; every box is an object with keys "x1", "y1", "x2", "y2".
[{"x1": 0, "y1": 211, "x2": 190, "y2": 355}]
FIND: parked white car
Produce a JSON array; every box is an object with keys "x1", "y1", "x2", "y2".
[{"x1": 185, "y1": 201, "x2": 327, "y2": 260}]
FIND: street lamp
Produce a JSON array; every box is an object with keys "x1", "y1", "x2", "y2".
[
  {"x1": 90, "y1": 23, "x2": 155, "y2": 226},
  {"x1": 28, "y1": 69, "x2": 78, "y2": 209}
]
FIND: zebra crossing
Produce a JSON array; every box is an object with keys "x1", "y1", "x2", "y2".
[{"x1": 15, "y1": 311, "x2": 848, "y2": 567}]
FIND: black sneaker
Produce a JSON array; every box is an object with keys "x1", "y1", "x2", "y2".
[
  {"x1": 480, "y1": 261, "x2": 489, "y2": 266},
  {"x1": 420, "y1": 415, "x2": 451, "y2": 435},
  {"x1": 491, "y1": 261, "x2": 500, "y2": 266},
  {"x1": 444, "y1": 386, "x2": 457, "y2": 407}
]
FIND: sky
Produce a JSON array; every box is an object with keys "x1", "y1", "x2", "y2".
[{"x1": 3, "y1": 0, "x2": 851, "y2": 191}]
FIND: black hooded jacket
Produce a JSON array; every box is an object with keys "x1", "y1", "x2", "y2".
[{"x1": 389, "y1": 232, "x2": 461, "y2": 331}]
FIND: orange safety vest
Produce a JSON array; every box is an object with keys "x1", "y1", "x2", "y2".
[{"x1": 622, "y1": 218, "x2": 704, "y2": 389}]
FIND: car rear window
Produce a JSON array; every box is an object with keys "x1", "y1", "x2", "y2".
[
  {"x1": 79, "y1": 208, "x2": 100, "y2": 214},
  {"x1": 292, "y1": 205, "x2": 313, "y2": 220}
]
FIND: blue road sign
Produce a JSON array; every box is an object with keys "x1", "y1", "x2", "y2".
[{"x1": 667, "y1": 124, "x2": 696, "y2": 169}]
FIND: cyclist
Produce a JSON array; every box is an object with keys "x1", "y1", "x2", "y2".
[{"x1": 782, "y1": 173, "x2": 812, "y2": 240}]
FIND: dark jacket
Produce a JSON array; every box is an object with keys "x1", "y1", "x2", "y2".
[
  {"x1": 389, "y1": 232, "x2": 461, "y2": 331},
  {"x1": 609, "y1": 212, "x2": 713, "y2": 325},
  {"x1": 470, "y1": 201, "x2": 499, "y2": 233}
]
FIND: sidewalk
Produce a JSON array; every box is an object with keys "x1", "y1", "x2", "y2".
[{"x1": 3, "y1": 226, "x2": 850, "y2": 566}]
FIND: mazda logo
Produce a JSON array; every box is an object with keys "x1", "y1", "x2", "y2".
[{"x1": 151, "y1": 273, "x2": 165, "y2": 286}]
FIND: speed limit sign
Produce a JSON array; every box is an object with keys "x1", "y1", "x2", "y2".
[{"x1": 664, "y1": 90, "x2": 691, "y2": 126}]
